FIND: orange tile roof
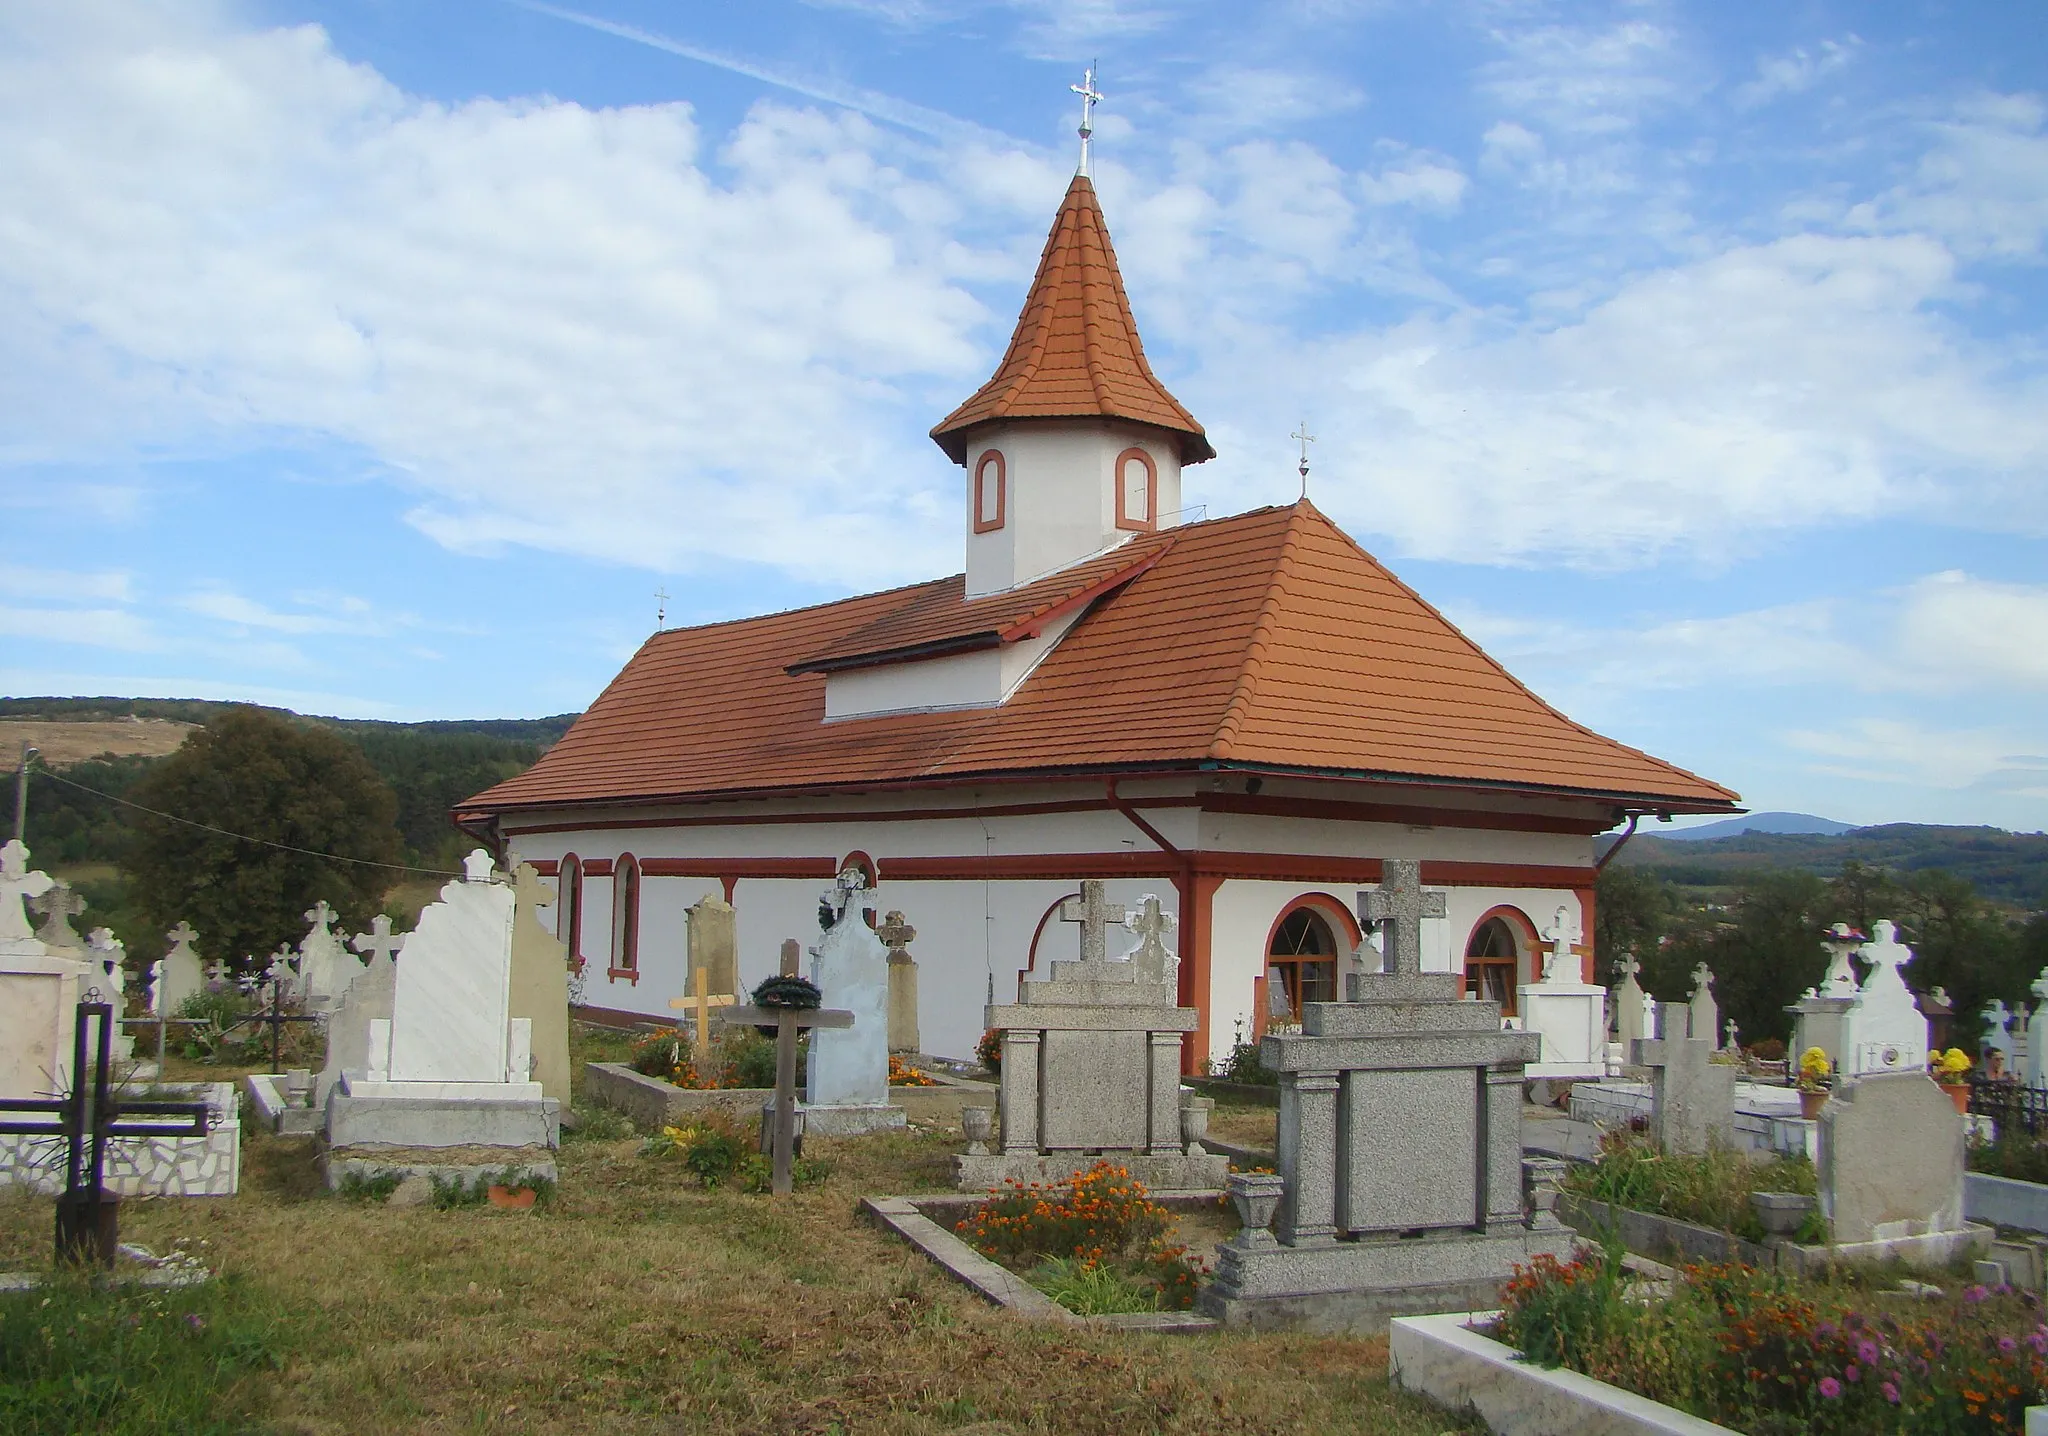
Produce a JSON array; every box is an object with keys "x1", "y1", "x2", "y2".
[
  {"x1": 930, "y1": 175, "x2": 1215, "y2": 466},
  {"x1": 465, "y1": 503, "x2": 1738, "y2": 815},
  {"x1": 789, "y1": 533, "x2": 1175, "y2": 673}
]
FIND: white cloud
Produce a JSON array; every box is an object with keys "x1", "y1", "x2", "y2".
[
  {"x1": 1478, "y1": 18, "x2": 1687, "y2": 138},
  {"x1": 0, "y1": 566, "x2": 132, "y2": 603},
  {"x1": 0, "y1": 604, "x2": 154, "y2": 649},
  {"x1": 1784, "y1": 717, "x2": 2048, "y2": 798},
  {"x1": 181, "y1": 587, "x2": 383, "y2": 636},
  {"x1": 1895, "y1": 571, "x2": 2048, "y2": 690},
  {"x1": 1358, "y1": 145, "x2": 1467, "y2": 211},
  {"x1": 1732, "y1": 38, "x2": 1859, "y2": 110},
  {"x1": 1849, "y1": 93, "x2": 2048, "y2": 259}
]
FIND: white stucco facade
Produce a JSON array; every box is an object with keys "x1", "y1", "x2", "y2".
[
  {"x1": 503, "y1": 772, "x2": 1602, "y2": 1069},
  {"x1": 962, "y1": 422, "x2": 1182, "y2": 597}
]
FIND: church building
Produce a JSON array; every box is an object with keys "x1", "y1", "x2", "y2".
[{"x1": 458, "y1": 164, "x2": 1739, "y2": 1070}]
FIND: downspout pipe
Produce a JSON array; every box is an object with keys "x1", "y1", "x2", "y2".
[
  {"x1": 1104, "y1": 779, "x2": 1202, "y2": 1065},
  {"x1": 1595, "y1": 811, "x2": 1645, "y2": 873}
]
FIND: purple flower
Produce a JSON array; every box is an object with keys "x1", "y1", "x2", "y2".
[
  {"x1": 2000, "y1": 1336, "x2": 2018, "y2": 1352},
  {"x1": 1882, "y1": 1381, "x2": 1900, "y2": 1404},
  {"x1": 2029, "y1": 1331, "x2": 2047, "y2": 1354},
  {"x1": 184, "y1": 1313, "x2": 205, "y2": 1332},
  {"x1": 1965, "y1": 1285, "x2": 1990, "y2": 1303},
  {"x1": 1858, "y1": 1340, "x2": 1880, "y2": 1364},
  {"x1": 1818, "y1": 1321, "x2": 1838, "y2": 1339},
  {"x1": 1819, "y1": 1377, "x2": 1843, "y2": 1399},
  {"x1": 1845, "y1": 1364, "x2": 1861, "y2": 1383}
]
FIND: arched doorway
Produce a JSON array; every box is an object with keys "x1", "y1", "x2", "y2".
[
  {"x1": 1464, "y1": 911, "x2": 1529, "y2": 1016},
  {"x1": 1266, "y1": 905, "x2": 1339, "y2": 1025}
]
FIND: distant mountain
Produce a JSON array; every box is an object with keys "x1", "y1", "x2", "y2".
[
  {"x1": 1611, "y1": 823, "x2": 2048, "y2": 907},
  {"x1": 1657, "y1": 812, "x2": 1855, "y2": 841}
]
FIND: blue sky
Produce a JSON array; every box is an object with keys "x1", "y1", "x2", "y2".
[{"x1": 2, "y1": 0, "x2": 2045, "y2": 832}]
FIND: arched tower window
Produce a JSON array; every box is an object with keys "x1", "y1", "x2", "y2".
[
  {"x1": 1266, "y1": 905, "x2": 1337, "y2": 1024},
  {"x1": 558, "y1": 854, "x2": 584, "y2": 968},
  {"x1": 1115, "y1": 446, "x2": 1156, "y2": 532},
  {"x1": 973, "y1": 449, "x2": 1006, "y2": 533},
  {"x1": 1464, "y1": 910, "x2": 1531, "y2": 1016},
  {"x1": 611, "y1": 854, "x2": 641, "y2": 980}
]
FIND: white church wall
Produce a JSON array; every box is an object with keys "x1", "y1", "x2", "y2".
[
  {"x1": 964, "y1": 423, "x2": 1180, "y2": 599},
  {"x1": 1199, "y1": 809, "x2": 1592, "y2": 867},
  {"x1": 822, "y1": 610, "x2": 1086, "y2": 720}
]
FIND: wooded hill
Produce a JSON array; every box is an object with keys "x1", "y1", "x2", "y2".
[
  {"x1": 1609, "y1": 825, "x2": 2048, "y2": 909},
  {"x1": 3, "y1": 697, "x2": 578, "y2": 869}
]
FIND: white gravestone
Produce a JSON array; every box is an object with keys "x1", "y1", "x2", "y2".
[
  {"x1": 373, "y1": 851, "x2": 525, "y2": 1087},
  {"x1": 30, "y1": 880, "x2": 87, "y2": 952},
  {"x1": 804, "y1": 869, "x2": 904, "y2": 1136},
  {"x1": 1790, "y1": 924, "x2": 1867, "y2": 1074},
  {"x1": 0, "y1": 841, "x2": 92, "y2": 1101},
  {"x1": 2027, "y1": 972, "x2": 2048, "y2": 1090},
  {"x1": 315, "y1": 914, "x2": 402, "y2": 1107},
  {"x1": 1982, "y1": 999, "x2": 2017, "y2": 1064},
  {"x1": 156, "y1": 922, "x2": 206, "y2": 1016},
  {"x1": 1688, "y1": 963, "x2": 1721, "y2": 1047},
  {"x1": 87, "y1": 927, "x2": 134, "y2": 1061},
  {"x1": 296, "y1": 899, "x2": 350, "y2": 1011},
  {"x1": 1847, "y1": 921, "x2": 1931, "y2": 1077},
  {"x1": 1519, "y1": 905, "x2": 1607, "y2": 1080}
]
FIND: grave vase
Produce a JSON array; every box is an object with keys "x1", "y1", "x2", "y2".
[
  {"x1": 1799, "y1": 1088, "x2": 1829, "y2": 1121},
  {"x1": 1939, "y1": 1081, "x2": 1970, "y2": 1115}
]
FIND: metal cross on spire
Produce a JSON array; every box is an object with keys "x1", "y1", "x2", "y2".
[
  {"x1": 654, "y1": 587, "x2": 670, "y2": 630},
  {"x1": 1291, "y1": 420, "x2": 1316, "y2": 498},
  {"x1": 1072, "y1": 62, "x2": 1103, "y2": 177}
]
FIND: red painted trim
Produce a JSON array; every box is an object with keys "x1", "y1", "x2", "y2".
[
  {"x1": 1577, "y1": 885, "x2": 1598, "y2": 983},
  {"x1": 526, "y1": 859, "x2": 560, "y2": 877},
  {"x1": 639, "y1": 858, "x2": 838, "y2": 880},
  {"x1": 1199, "y1": 791, "x2": 1606, "y2": 837},
  {"x1": 884, "y1": 852, "x2": 1183, "y2": 880},
  {"x1": 1023, "y1": 892, "x2": 1080, "y2": 982},
  {"x1": 973, "y1": 449, "x2": 1006, "y2": 533},
  {"x1": 720, "y1": 875, "x2": 738, "y2": 902},
  {"x1": 840, "y1": 850, "x2": 879, "y2": 886},
  {"x1": 1114, "y1": 446, "x2": 1157, "y2": 532},
  {"x1": 582, "y1": 858, "x2": 614, "y2": 878},
  {"x1": 560, "y1": 853, "x2": 584, "y2": 964},
  {"x1": 1184, "y1": 873, "x2": 1222, "y2": 1074},
  {"x1": 606, "y1": 966, "x2": 642, "y2": 986}
]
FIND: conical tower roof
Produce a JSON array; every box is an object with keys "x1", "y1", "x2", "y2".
[{"x1": 931, "y1": 174, "x2": 1213, "y2": 465}]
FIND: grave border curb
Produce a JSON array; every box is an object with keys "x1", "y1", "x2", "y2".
[
  {"x1": 862, "y1": 1194, "x2": 1220, "y2": 1333},
  {"x1": 1388, "y1": 1311, "x2": 1737, "y2": 1435}
]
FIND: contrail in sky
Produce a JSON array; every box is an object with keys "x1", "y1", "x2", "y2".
[{"x1": 511, "y1": 1, "x2": 1015, "y2": 147}]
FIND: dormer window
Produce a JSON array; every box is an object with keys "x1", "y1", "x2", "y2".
[
  {"x1": 1116, "y1": 446, "x2": 1156, "y2": 531},
  {"x1": 973, "y1": 449, "x2": 1006, "y2": 532}
]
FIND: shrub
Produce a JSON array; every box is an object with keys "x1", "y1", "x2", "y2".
[
  {"x1": 639, "y1": 1112, "x2": 828, "y2": 1192},
  {"x1": 1566, "y1": 1129, "x2": 1818, "y2": 1242},
  {"x1": 975, "y1": 1028, "x2": 1002, "y2": 1075},
  {"x1": 1969, "y1": 1132, "x2": 2048, "y2": 1186},
  {"x1": 954, "y1": 1162, "x2": 1202, "y2": 1309},
  {"x1": 627, "y1": 1027, "x2": 779, "y2": 1090},
  {"x1": 1030, "y1": 1257, "x2": 1165, "y2": 1316},
  {"x1": 1210, "y1": 1018, "x2": 1276, "y2": 1086}
]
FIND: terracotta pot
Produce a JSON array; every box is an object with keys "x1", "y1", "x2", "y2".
[
  {"x1": 1798, "y1": 1089, "x2": 1829, "y2": 1121},
  {"x1": 487, "y1": 1185, "x2": 537, "y2": 1209},
  {"x1": 1939, "y1": 1082, "x2": 1971, "y2": 1116}
]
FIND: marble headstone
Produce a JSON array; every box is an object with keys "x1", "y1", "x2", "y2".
[
  {"x1": 1819, "y1": 1071, "x2": 1965, "y2": 1245},
  {"x1": 87, "y1": 927, "x2": 134, "y2": 1061},
  {"x1": 156, "y1": 922, "x2": 206, "y2": 1017},
  {"x1": 1848, "y1": 921, "x2": 1932, "y2": 1076},
  {"x1": 0, "y1": 840, "x2": 90, "y2": 1101},
  {"x1": 379, "y1": 851, "x2": 522, "y2": 1085},
  {"x1": 804, "y1": 870, "x2": 902, "y2": 1135},
  {"x1": 316, "y1": 915, "x2": 401, "y2": 1106},
  {"x1": 296, "y1": 899, "x2": 350, "y2": 1011}
]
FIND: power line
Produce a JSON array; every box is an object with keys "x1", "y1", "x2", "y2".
[{"x1": 28, "y1": 766, "x2": 462, "y2": 878}]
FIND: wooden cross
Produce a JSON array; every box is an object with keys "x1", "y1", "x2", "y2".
[
  {"x1": 0, "y1": 1003, "x2": 211, "y2": 1266},
  {"x1": 668, "y1": 967, "x2": 736, "y2": 1061},
  {"x1": 720, "y1": 950, "x2": 853, "y2": 1196},
  {"x1": 1059, "y1": 880, "x2": 1126, "y2": 964},
  {"x1": 1357, "y1": 859, "x2": 1446, "y2": 977}
]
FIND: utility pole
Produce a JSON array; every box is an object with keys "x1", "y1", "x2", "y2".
[{"x1": 13, "y1": 743, "x2": 35, "y2": 843}]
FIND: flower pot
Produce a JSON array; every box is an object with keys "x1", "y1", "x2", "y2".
[
  {"x1": 1179, "y1": 1095, "x2": 1214, "y2": 1153},
  {"x1": 1798, "y1": 1089, "x2": 1828, "y2": 1121},
  {"x1": 486, "y1": 1185, "x2": 537, "y2": 1209},
  {"x1": 1939, "y1": 1081, "x2": 1971, "y2": 1116}
]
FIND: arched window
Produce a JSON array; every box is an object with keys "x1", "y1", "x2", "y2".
[
  {"x1": 1464, "y1": 912, "x2": 1527, "y2": 1015},
  {"x1": 611, "y1": 854, "x2": 641, "y2": 981},
  {"x1": 1115, "y1": 446, "x2": 1157, "y2": 531},
  {"x1": 973, "y1": 449, "x2": 1006, "y2": 533},
  {"x1": 1266, "y1": 905, "x2": 1337, "y2": 1024},
  {"x1": 557, "y1": 854, "x2": 584, "y2": 968}
]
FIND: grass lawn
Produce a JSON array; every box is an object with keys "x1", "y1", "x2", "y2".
[{"x1": 0, "y1": 1039, "x2": 1472, "y2": 1436}]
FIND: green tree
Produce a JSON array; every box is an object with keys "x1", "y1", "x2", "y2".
[
  {"x1": 126, "y1": 708, "x2": 404, "y2": 973},
  {"x1": 1825, "y1": 859, "x2": 1902, "y2": 935},
  {"x1": 1893, "y1": 868, "x2": 2021, "y2": 1045},
  {"x1": 1666, "y1": 869, "x2": 1828, "y2": 1046},
  {"x1": 1594, "y1": 863, "x2": 1676, "y2": 981}
]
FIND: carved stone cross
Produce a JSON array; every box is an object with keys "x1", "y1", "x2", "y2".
[
  {"x1": 350, "y1": 914, "x2": 405, "y2": 969},
  {"x1": 0, "y1": 838, "x2": 53, "y2": 943},
  {"x1": 1123, "y1": 894, "x2": 1176, "y2": 985},
  {"x1": 462, "y1": 849, "x2": 496, "y2": 884},
  {"x1": 31, "y1": 881, "x2": 87, "y2": 950},
  {"x1": 303, "y1": 898, "x2": 337, "y2": 933},
  {"x1": 877, "y1": 910, "x2": 917, "y2": 955},
  {"x1": 265, "y1": 944, "x2": 297, "y2": 987},
  {"x1": 1614, "y1": 951, "x2": 1640, "y2": 984},
  {"x1": 1060, "y1": 880, "x2": 1127, "y2": 965},
  {"x1": 1540, "y1": 905, "x2": 1577, "y2": 983},
  {"x1": 167, "y1": 920, "x2": 199, "y2": 953},
  {"x1": 1819, "y1": 922, "x2": 1863, "y2": 994},
  {"x1": 1356, "y1": 859, "x2": 1446, "y2": 977}
]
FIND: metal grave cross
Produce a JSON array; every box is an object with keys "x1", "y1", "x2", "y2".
[
  {"x1": 668, "y1": 967, "x2": 736, "y2": 1062},
  {"x1": 1059, "y1": 880, "x2": 1126, "y2": 965},
  {"x1": 719, "y1": 947, "x2": 853, "y2": 1197},
  {"x1": 1357, "y1": 858, "x2": 1446, "y2": 977},
  {"x1": 224, "y1": 945, "x2": 322, "y2": 1073},
  {"x1": 0, "y1": 1003, "x2": 212, "y2": 1265}
]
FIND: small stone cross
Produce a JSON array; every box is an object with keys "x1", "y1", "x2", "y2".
[
  {"x1": 462, "y1": 849, "x2": 496, "y2": 883},
  {"x1": 31, "y1": 881, "x2": 87, "y2": 949},
  {"x1": 1122, "y1": 894, "x2": 1176, "y2": 984},
  {"x1": 205, "y1": 955, "x2": 232, "y2": 988},
  {"x1": 167, "y1": 920, "x2": 199, "y2": 953},
  {"x1": 877, "y1": 910, "x2": 917, "y2": 955},
  {"x1": 1820, "y1": 922, "x2": 1863, "y2": 993},
  {"x1": 1540, "y1": 905, "x2": 1578, "y2": 983},
  {"x1": 351, "y1": 914, "x2": 405, "y2": 969},
  {"x1": 265, "y1": 943, "x2": 297, "y2": 988},
  {"x1": 303, "y1": 898, "x2": 337, "y2": 934},
  {"x1": 1060, "y1": 880, "x2": 1127, "y2": 965},
  {"x1": 779, "y1": 938, "x2": 802, "y2": 978},
  {"x1": 510, "y1": 862, "x2": 551, "y2": 917},
  {"x1": 0, "y1": 838, "x2": 54, "y2": 942},
  {"x1": 1614, "y1": 951, "x2": 1640, "y2": 985},
  {"x1": 1724, "y1": 1018, "x2": 1739, "y2": 1052},
  {"x1": 668, "y1": 968, "x2": 736, "y2": 1061},
  {"x1": 1357, "y1": 859, "x2": 1446, "y2": 977}
]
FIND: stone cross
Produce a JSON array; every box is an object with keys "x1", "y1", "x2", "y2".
[
  {"x1": 877, "y1": 910, "x2": 916, "y2": 955},
  {"x1": 1724, "y1": 1019, "x2": 1739, "y2": 1052},
  {"x1": 1060, "y1": 880, "x2": 1127, "y2": 965},
  {"x1": 1861, "y1": 920, "x2": 1914, "y2": 991},
  {"x1": 1688, "y1": 962, "x2": 1719, "y2": 1044},
  {"x1": 1122, "y1": 894, "x2": 1176, "y2": 986},
  {"x1": 1630, "y1": 1011, "x2": 1735, "y2": 1154},
  {"x1": 88, "y1": 926, "x2": 125, "y2": 995},
  {"x1": 877, "y1": 909, "x2": 920, "y2": 1056},
  {"x1": 1614, "y1": 952, "x2": 1639, "y2": 984},
  {"x1": 305, "y1": 898, "x2": 337, "y2": 933},
  {"x1": 1540, "y1": 905, "x2": 1577, "y2": 983},
  {"x1": 668, "y1": 967, "x2": 735, "y2": 1061},
  {"x1": 1612, "y1": 950, "x2": 1652, "y2": 1046},
  {"x1": 1820, "y1": 922, "x2": 1863, "y2": 994},
  {"x1": 167, "y1": 921, "x2": 199, "y2": 956},
  {"x1": 0, "y1": 838, "x2": 53, "y2": 944},
  {"x1": 265, "y1": 944, "x2": 297, "y2": 988},
  {"x1": 204, "y1": 956, "x2": 232, "y2": 988},
  {"x1": 463, "y1": 849, "x2": 496, "y2": 883},
  {"x1": 780, "y1": 938, "x2": 802, "y2": 978},
  {"x1": 1357, "y1": 859, "x2": 1446, "y2": 977},
  {"x1": 350, "y1": 913, "x2": 405, "y2": 969},
  {"x1": 30, "y1": 882, "x2": 87, "y2": 950}
]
